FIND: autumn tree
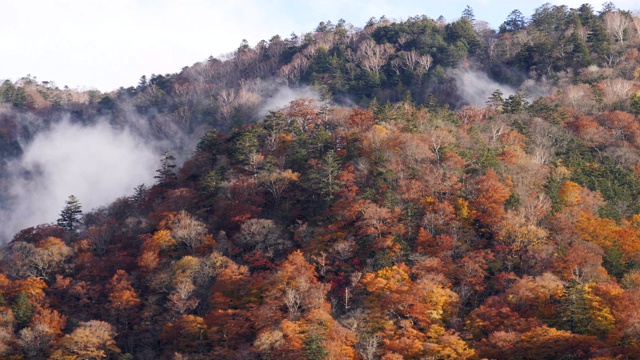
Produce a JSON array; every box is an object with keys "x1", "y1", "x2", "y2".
[
  {"x1": 8, "y1": 237, "x2": 72, "y2": 280},
  {"x1": 49, "y1": 320, "x2": 120, "y2": 359},
  {"x1": 170, "y1": 211, "x2": 209, "y2": 254},
  {"x1": 18, "y1": 307, "x2": 66, "y2": 359},
  {"x1": 472, "y1": 169, "x2": 511, "y2": 229},
  {"x1": 167, "y1": 278, "x2": 199, "y2": 316},
  {"x1": 234, "y1": 218, "x2": 291, "y2": 256},
  {"x1": 359, "y1": 264, "x2": 473, "y2": 359},
  {"x1": 137, "y1": 228, "x2": 177, "y2": 272},
  {"x1": 19, "y1": 324, "x2": 55, "y2": 359},
  {"x1": 268, "y1": 250, "x2": 328, "y2": 321},
  {"x1": 161, "y1": 314, "x2": 208, "y2": 355},
  {"x1": 106, "y1": 270, "x2": 140, "y2": 331},
  {"x1": 353, "y1": 199, "x2": 406, "y2": 254},
  {"x1": 480, "y1": 325, "x2": 598, "y2": 359},
  {"x1": 603, "y1": 11, "x2": 630, "y2": 44},
  {"x1": 30, "y1": 307, "x2": 66, "y2": 338},
  {"x1": 494, "y1": 213, "x2": 550, "y2": 275},
  {"x1": 259, "y1": 169, "x2": 300, "y2": 207},
  {"x1": 358, "y1": 39, "x2": 394, "y2": 77}
]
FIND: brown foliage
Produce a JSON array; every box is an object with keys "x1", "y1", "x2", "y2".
[
  {"x1": 161, "y1": 315, "x2": 208, "y2": 355},
  {"x1": 106, "y1": 270, "x2": 140, "y2": 313},
  {"x1": 50, "y1": 320, "x2": 120, "y2": 359},
  {"x1": 472, "y1": 169, "x2": 511, "y2": 229}
]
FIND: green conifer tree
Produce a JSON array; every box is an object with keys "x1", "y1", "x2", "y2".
[
  {"x1": 57, "y1": 195, "x2": 83, "y2": 231},
  {"x1": 558, "y1": 279, "x2": 590, "y2": 334},
  {"x1": 154, "y1": 150, "x2": 177, "y2": 185},
  {"x1": 12, "y1": 291, "x2": 33, "y2": 327}
]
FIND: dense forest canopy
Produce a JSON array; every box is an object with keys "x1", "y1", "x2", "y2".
[{"x1": 0, "y1": 2, "x2": 640, "y2": 359}]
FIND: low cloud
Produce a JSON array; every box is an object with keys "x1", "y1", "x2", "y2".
[
  {"x1": 0, "y1": 119, "x2": 159, "y2": 241},
  {"x1": 258, "y1": 85, "x2": 320, "y2": 117},
  {"x1": 451, "y1": 69, "x2": 515, "y2": 107}
]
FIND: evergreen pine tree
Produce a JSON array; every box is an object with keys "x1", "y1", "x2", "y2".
[
  {"x1": 630, "y1": 92, "x2": 640, "y2": 115},
  {"x1": 304, "y1": 334, "x2": 328, "y2": 360},
  {"x1": 368, "y1": 97, "x2": 380, "y2": 115},
  {"x1": 154, "y1": 150, "x2": 177, "y2": 186},
  {"x1": 57, "y1": 195, "x2": 83, "y2": 231},
  {"x1": 567, "y1": 30, "x2": 593, "y2": 69},
  {"x1": 12, "y1": 291, "x2": 33, "y2": 327},
  {"x1": 308, "y1": 151, "x2": 343, "y2": 205},
  {"x1": 499, "y1": 9, "x2": 527, "y2": 33},
  {"x1": 587, "y1": 20, "x2": 612, "y2": 62},
  {"x1": 425, "y1": 94, "x2": 439, "y2": 112},
  {"x1": 462, "y1": 5, "x2": 475, "y2": 23},
  {"x1": 503, "y1": 88, "x2": 529, "y2": 114},
  {"x1": 558, "y1": 279, "x2": 590, "y2": 334},
  {"x1": 486, "y1": 89, "x2": 505, "y2": 110},
  {"x1": 131, "y1": 184, "x2": 147, "y2": 203},
  {"x1": 317, "y1": 84, "x2": 333, "y2": 122}
]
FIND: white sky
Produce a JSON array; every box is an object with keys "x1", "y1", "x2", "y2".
[{"x1": 0, "y1": 0, "x2": 637, "y2": 92}]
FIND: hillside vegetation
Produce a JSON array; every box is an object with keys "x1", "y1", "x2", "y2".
[{"x1": 1, "y1": 3, "x2": 640, "y2": 359}]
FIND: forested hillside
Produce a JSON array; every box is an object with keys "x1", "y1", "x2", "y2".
[{"x1": 1, "y1": 2, "x2": 640, "y2": 359}]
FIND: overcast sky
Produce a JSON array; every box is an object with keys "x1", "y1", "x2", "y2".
[{"x1": 0, "y1": 0, "x2": 637, "y2": 92}]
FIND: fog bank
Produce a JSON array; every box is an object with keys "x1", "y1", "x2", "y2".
[
  {"x1": 0, "y1": 120, "x2": 159, "y2": 241},
  {"x1": 451, "y1": 69, "x2": 516, "y2": 107}
]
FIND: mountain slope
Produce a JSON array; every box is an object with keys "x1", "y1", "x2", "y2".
[{"x1": 0, "y1": 3, "x2": 640, "y2": 359}]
